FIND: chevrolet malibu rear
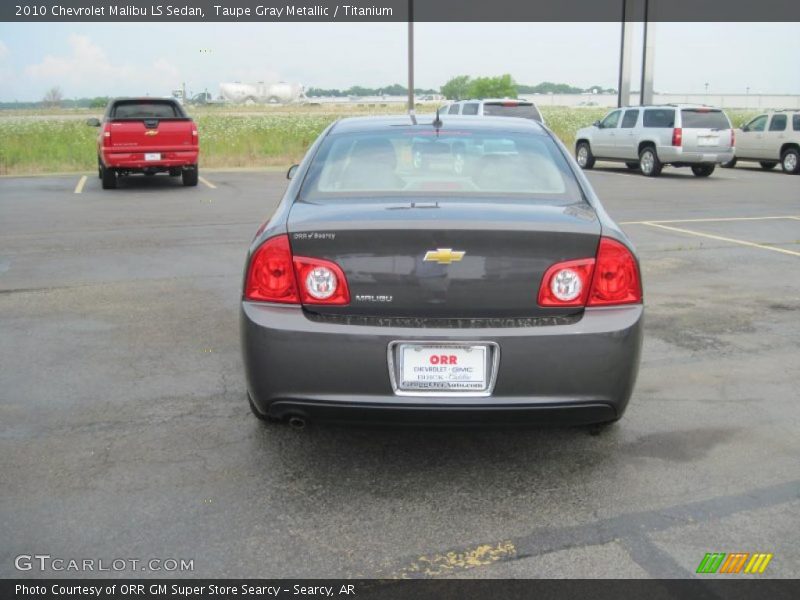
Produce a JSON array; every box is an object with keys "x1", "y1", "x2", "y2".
[{"x1": 241, "y1": 116, "x2": 643, "y2": 427}]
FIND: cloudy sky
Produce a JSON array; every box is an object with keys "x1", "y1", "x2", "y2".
[{"x1": 0, "y1": 22, "x2": 798, "y2": 101}]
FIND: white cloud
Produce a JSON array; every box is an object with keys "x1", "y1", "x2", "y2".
[
  {"x1": 0, "y1": 40, "x2": 9, "y2": 61},
  {"x1": 24, "y1": 35, "x2": 180, "y2": 96}
]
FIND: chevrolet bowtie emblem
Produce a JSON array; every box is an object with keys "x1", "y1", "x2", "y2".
[
  {"x1": 144, "y1": 130, "x2": 159, "y2": 136},
  {"x1": 423, "y1": 248, "x2": 466, "y2": 265}
]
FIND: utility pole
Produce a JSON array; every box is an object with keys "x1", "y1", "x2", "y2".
[
  {"x1": 617, "y1": 0, "x2": 632, "y2": 108},
  {"x1": 407, "y1": 0, "x2": 414, "y2": 116},
  {"x1": 639, "y1": 0, "x2": 655, "y2": 106}
]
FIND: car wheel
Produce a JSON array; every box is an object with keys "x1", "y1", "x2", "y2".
[
  {"x1": 759, "y1": 161, "x2": 778, "y2": 170},
  {"x1": 575, "y1": 142, "x2": 595, "y2": 169},
  {"x1": 720, "y1": 158, "x2": 737, "y2": 168},
  {"x1": 97, "y1": 157, "x2": 103, "y2": 179},
  {"x1": 625, "y1": 162, "x2": 639, "y2": 170},
  {"x1": 639, "y1": 146, "x2": 662, "y2": 177},
  {"x1": 691, "y1": 165, "x2": 715, "y2": 177},
  {"x1": 781, "y1": 148, "x2": 799, "y2": 174},
  {"x1": 182, "y1": 165, "x2": 199, "y2": 187},
  {"x1": 101, "y1": 165, "x2": 117, "y2": 189}
]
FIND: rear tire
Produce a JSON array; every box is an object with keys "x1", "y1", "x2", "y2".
[
  {"x1": 759, "y1": 161, "x2": 777, "y2": 170},
  {"x1": 625, "y1": 162, "x2": 639, "y2": 170},
  {"x1": 639, "y1": 146, "x2": 662, "y2": 177},
  {"x1": 720, "y1": 157, "x2": 737, "y2": 168},
  {"x1": 101, "y1": 165, "x2": 117, "y2": 189},
  {"x1": 691, "y1": 165, "x2": 715, "y2": 177},
  {"x1": 182, "y1": 165, "x2": 199, "y2": 187},
  {"x1": 575, "y1": 142, "x2": 595, "y2": 169},
  {"x1": 781, "y1": 148, "x2": 799, "y2": 174}
]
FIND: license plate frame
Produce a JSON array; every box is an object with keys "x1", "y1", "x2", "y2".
[
  {"x1": 697, "y1": 136, "x2": 719, "y2": 147},
  {"x1": 144, "y1": 153, "x2": 162, "y2": 161},
  {"x1": 387, "y1": 341, "x2": 500, "y2": 397}
]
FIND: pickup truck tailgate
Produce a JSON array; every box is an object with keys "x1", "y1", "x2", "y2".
[{"x1": 108, "y1": 119, "x2": 194, "y2": 149}]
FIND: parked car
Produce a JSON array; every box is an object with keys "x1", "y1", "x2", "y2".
[
  {"x1": 440, "y1": 99, "x2": 545, "y2": 124},
  {"x1": 87, "y1": 97, "x2": 199, "y2": 189},
  {"x1": 574, "y1": 105, "x2": 735, "y2": 177},
  {"x1": 722, "y1": 110, "x2": 800, "y2": 174},
  {"x1": 241, "y1": 115, "x2": 643, "y2": 429}
]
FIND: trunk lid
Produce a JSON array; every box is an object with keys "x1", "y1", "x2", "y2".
[{"x1": 287, "y1": 198, "x2": 600, "y2": 318}]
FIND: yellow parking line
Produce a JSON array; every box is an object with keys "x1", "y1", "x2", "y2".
[
  {"x1": 73, "y1": 175, "x2": 87, "y2": 194},
  {"x1": 642, "y1": 221, "x2": 800, "y2": 258},
  {"x1": 620, "y1": 215, "x2": 800, "y2": 225},
  {"x1": 389, "y1": 540, "x2": 516, "y2": 578},
  {"x1": 199, "y1": 176, "x2": 216, "y2": 189}
]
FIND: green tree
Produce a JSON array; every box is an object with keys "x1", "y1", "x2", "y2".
[
  {"x1": 468, "y1": 74, "x2": 518, "y2": 99},
  {"x1": 440, "y1": 75, "x2": 472, "y2": 101}
]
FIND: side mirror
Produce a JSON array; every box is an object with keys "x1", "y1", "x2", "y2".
[
  {"x1": 286, "y1": 164, "x2": 299, "y2": 180},
  {"x1": 86, "y1": 117, "x2": 101, "y2": 127},
  {"x1": 593, "y1": 120, "x2": 601, "y2": 128}
]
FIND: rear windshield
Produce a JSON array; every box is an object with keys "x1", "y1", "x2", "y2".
[
  {"x1": 110, "y1": 100, "x2": 186, "y2": 119},
  {"x1": 300, "y1": 129, "x2": 583, "y2": 204},
  {"x1": 643, "y1": 109, "x2": 675, "y2": 128},
  {"x1": 681, "y1": 109, "x2": 730, "y2": 129},
  {"x1": 482, "y1": 102, "x2": 543, "y2": 122}
]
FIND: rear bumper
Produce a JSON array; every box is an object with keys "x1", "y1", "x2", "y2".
[
  {"x1": 241, "y1": 303, "x2": 643, "y2": 425},
  {"x1": 101, "y1": 148, "x2": 199, "y2": 170},
  {"x1": 657, "y1": 146, "x2": 733, "y2": 165}
]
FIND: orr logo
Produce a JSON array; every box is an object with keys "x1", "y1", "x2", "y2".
[
  {"x1": 696, "y1": 552, "x2": 773, "y2": 574},
  {"x1": 429, "y1": 354, "x2": 458, "y2": 365}
]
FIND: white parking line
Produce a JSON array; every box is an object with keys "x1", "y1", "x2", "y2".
[
  {"x1": 199, "y1": 176, "x2": 216, "y2": 189},
  {"x1": 73, "y1": 175, "x2": 87, "y2": 194},
  {"x1": 641, "y1": 221, "x2": 800, "y2": 258},
  {"x1": 620, "y1": 215, "x2": 800, "y2": 225}
]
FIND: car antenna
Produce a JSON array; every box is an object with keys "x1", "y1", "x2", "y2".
[{"x1": 433, "y1": 107, "x2": 443, "y2": 129}]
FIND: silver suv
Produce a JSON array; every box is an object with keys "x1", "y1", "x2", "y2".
[
  {"x1": 575, "y1": 105, "x2": 735, "y2": 177},
  {"x1": 440, "y1": 99, "x2": 545, "y2": 124},
  {"x1": 722, "y1": 111, "x2": 800, "y2": 174}
]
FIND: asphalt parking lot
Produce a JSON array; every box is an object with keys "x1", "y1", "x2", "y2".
[{"x1": 1, "y1": 164, "x2": 798, "y2": 579}]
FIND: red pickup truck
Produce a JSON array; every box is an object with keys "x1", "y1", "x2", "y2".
[{"x1": 88, "y1": 97, "x2": 199, "y2": 189}]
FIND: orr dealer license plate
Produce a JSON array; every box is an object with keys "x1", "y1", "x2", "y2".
[{"x1": 392, "y1": 343, "x2": 495, "y2": 394}]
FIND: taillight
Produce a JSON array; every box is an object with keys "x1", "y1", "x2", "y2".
[
  {"x1": 672, "y1": 127, "x2": 682, "y2": 147},
  {"x1": 538, "y1": 259, "x2": 595, "y2": 307},
  {"x1": 293, "y1": 257, "x2": 350, "y2": 305},
  {"x1": 103, "y1": 125, "x2": 111, "y2": 147},
  {"x1": 244, "y1": 234, "x2": 350, "y2": 305},
  {"x1": 587, "y1": 238, "x2": 642, "y2": 306},
  {"x1": 244, "y1": 234, "x2": 299, "y2": 303},
  {"x1": 538, "y1": 238, "x2": 641, "y2": 308}
]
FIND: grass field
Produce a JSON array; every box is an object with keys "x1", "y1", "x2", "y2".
[{"x1": 0, "y1": 105, "x2": 757, "y2": 176}]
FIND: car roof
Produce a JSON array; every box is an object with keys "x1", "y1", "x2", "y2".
[
  {"x1": 330, "y1": 114, "x2": 548, "y2": 135},
  {"x1": 450, "y1": 98, "x2": 536, "y2": 104},
  {"x1": 110, "y1": 97, "x2": 180, "y2": 102}
]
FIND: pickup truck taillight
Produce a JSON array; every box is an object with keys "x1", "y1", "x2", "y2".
[
  {"x1": 672, "y1": 127, "x2": 682, "y2": 147},
  {"x1": 102, "y1": 125, "x2": 112, "y2": 147}
]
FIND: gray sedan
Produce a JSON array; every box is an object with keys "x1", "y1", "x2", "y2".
[{"x1": 241, "y1": 115, "x2": 643, "y2": 428}]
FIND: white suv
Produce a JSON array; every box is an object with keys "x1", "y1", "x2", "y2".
[
  {"x1": 723, "y1": 111, "x2": 800, "y2": 174},
  {"x1": 574, "y1": 105, "x2": 735, "y2": 177},
  {"x1": 440, "y1": 99, "x2": 545, "y2": 124}
]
